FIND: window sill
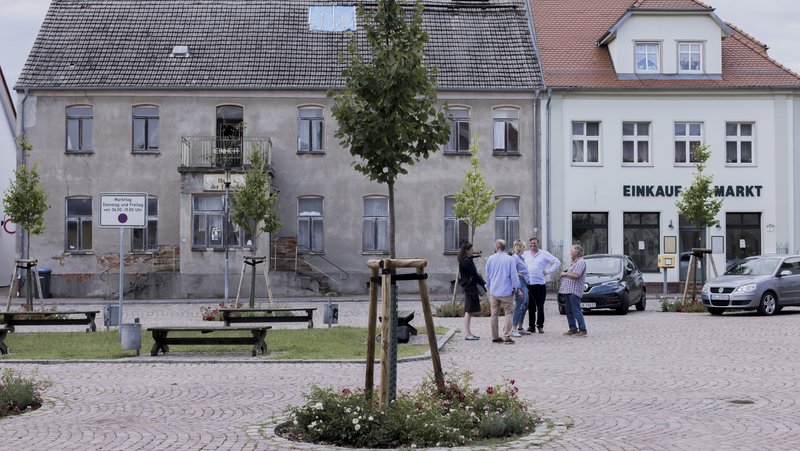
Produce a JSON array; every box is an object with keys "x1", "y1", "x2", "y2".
[
  {"x1": 673, "y1": 163, "x2": 701, "y2": 167},
  {"x1": 443, "y1": 151, "x2": 472, "y2": 156},
  {"x1": 724, "y1": 163, "x2": 757, "y2": 167},
  {"x1": 65, "y1": 151, "x2": 94, "y2": 155},
  {"x1": 362, "y1": 251, "x2": 389, "y2": 256},
  {"x1": 621, "y1": 163, "x2": 653, "y2": 167},
  {"x1": 492, "y1": 151, "x2": 521, "y2": 157},
  {"x1": 63, "y1": 251, "x2": 94, "y2": 255},
  {"x1": 297, "y1": 151, "x2": 326, "y2": 156},
  {"x1": 132, "y1": 150, "x2": 161, "y2": 155},
  {"x1": 571, "y1": 162, "x2": 603, "y2": 167},
  {"x1": 191, "y1": 247, "x2": 254, "y2": 252},
  {"x1": 443, "y1": 251, "x2": 459, "y2": 255},
  {"x1": 130, "y1": 250, "x2": 156, "y2": 255}
]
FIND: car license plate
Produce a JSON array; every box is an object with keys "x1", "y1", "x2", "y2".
[
  {"x1": 580, "y1": 302, "x2": 596, "y2": 309},
  {"x1": 710, "y1": 294, "x2": 729, "y2": 301}
]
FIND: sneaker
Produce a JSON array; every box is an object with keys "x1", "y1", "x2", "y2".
[
  {"x1": 511, "y1": 330, "x2": 522, "y2": 338},
  {"x1": 502, "y1": 338, "x2": 515, "y2": 344},
  {"x1": 492, "y1": 338, "x2": 505, "y2": 343},
  {"x1": 518, "y1": 329, "x2": 532, "y2": 335},
  {"x1": 526, "y1": 327, "x2": 536, "y2": 333},
  {"x1": 563, "y1": 330, "x2": 577, "y2": 336},
  {"x1": 573, "y1": 331, "x2": 588, "y2": 337},
  {"x1": 537, "y1": 326, "x2": 544, "y2": 334}
]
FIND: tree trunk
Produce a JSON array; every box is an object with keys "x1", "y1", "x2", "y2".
[{"x1": 388, "y1": 181, "x2": 396, "y2": 259}]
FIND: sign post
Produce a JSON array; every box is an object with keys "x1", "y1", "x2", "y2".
[{"x1": 99, "y1": 193, "x2": 147, "y2": 329}]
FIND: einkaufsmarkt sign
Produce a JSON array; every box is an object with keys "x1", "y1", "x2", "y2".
[{"x1": 623, "y1": 185, "x2": 763, "y2": 198}]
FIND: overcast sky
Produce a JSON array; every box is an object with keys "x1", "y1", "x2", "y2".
[{"x1": 1, "y1": 0, "x2": 799, "y2": 98}]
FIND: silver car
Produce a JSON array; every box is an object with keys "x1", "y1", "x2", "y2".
[{"x1": 700, "y1": 255, "x2": 800, "y2": 316}]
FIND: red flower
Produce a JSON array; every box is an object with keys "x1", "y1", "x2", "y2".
[
  {"x1": 341, "y1": 388, "x2": 352, "y2": 395},
  {"x1": 486, "y1": 386, "x2": 494, "y2": 395},
  {"x1": 510, "y1": 379, "x2": 515, "y2": 385}
]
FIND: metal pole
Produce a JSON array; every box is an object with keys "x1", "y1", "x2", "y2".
[
  {"x1": 224, "y1": 170, "x2": 231, "y2": 304},
  {"x1": 663, "y1": 268, "x2": 668, "y2": 294},
  {"x1": 118, "y1": 227, "x2": 124, "y2": 328}
]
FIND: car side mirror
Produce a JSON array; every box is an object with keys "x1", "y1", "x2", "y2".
[{"x1": 779, "y1": 270, "x2": 792, "y2": 277}]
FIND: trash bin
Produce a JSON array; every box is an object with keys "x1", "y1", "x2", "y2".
[
  {"x1": 120, "y1": 318, "x2": 142, "y2": 355},
  {"x1": 37, "y1": 268, "x2": 52, "y2": 298}
]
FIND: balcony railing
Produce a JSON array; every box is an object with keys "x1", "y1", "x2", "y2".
[{"x1": 180, "y1": 136, "x2": 272, "y2": 169}]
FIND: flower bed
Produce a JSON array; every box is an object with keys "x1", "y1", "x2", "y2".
[
  {"x1": 0, "y1": 369, "x2": 51, "y2": 418},
  {"x1": 281, "y1": 372, "x2": 538, "y2": 448}
]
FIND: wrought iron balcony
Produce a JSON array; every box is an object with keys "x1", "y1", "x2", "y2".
[{"x1": 180, "y1": 136, "x2": 272, "y2": 169}]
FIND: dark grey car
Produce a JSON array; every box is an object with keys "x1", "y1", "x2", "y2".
[
  {"x1": 558, "y1": 254, "x2": 647, "y2": 315},
  {"x1": 701, "y1": 255, "x2": 800, "y2": 316}
]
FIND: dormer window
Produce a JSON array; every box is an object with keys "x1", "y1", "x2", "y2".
[
  {"x1": 635, "y1": 42, "x2": 660, "y2": 73},
  {"x1": 678, "y1": 42, "x2": 703, "y2": 72}
]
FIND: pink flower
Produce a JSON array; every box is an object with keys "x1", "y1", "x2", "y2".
[
  {"x1": 510, "y1": 379, "x2": 515, "y2": 385},
  {"x1": 486, "y1": 386, "x2": 494, "y2": 395},
  {"x1": 341, "y1": 388, "x2": 352, "y2": 395}
]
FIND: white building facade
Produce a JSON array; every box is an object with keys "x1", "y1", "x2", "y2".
[{"x1": 0, "y1": 68, "x2": 17, "y2": 288}]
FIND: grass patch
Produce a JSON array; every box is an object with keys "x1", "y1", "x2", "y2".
[{"x1": 0, "y1": 326, "x2": 448, "y2": 360}]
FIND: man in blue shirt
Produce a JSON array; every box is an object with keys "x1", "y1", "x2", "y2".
[{"x1": 485, "y1": 239, "x2": 521, "y2": 344}]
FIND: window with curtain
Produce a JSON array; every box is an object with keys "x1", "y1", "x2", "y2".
[
  {"x1": 572, "y1": 121, "x2": 600, "y2": 164},
  {"x1": 297, "y1": 107, "x2": 324, "y2": 152},
  {"x1": 492, "y1": 108, "x2": 519, "y2": 153},
  {"x1": 674, "y1": 122, "x2": 703, "y2": 164},
  {"x1": 362, "y1": 196, "x2": 388, "y2": 253},
  {"x1": 298, "y1": 196, "x2": 324, "y2": 253},
  {"x1": 725, "y1": 122, "x2": 754, "y2": 164},
  {"x1": 635, "y1": 42, "x2": 659, "y2": 72},
  {"x1": 622, "y1": 122, "x2": 650, "y2": 164}
]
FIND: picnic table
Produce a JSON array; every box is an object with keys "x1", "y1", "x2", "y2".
[
  {"x1": 1, "y1": 310, "x2": 99, "y2": 332},
  {"x1": 219, "y1": 307, "x2": 317, "y2": 328},
  {"x1": 147, "y1": 325, "x2": 270, "y2": 357}
]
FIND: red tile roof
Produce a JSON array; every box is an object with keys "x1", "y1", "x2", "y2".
[{"x1": 531, "y1": 0, "x2": 800, "y2": 89}]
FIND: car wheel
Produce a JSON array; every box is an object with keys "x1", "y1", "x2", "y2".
[
  {"x1": 757, "y1": 291, "x2": 778, "y2": 316},
  {"x1": 558, "y1": 304, "x2": 565, "y2": 315},
  {"x1": 707, "y1": 307, "x2": 724, "y2": 316},
  {"x1": 635, "y1": 290, "x2": 646, "y2": 311},
  {"x1": 615, "y1": 291, "x2": 629, "y2": 315}
]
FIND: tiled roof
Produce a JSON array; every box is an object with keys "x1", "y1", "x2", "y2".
[
  {"x1": 531, "y1": 0, "x2": 800, "y2": 89},
  {"x1": 16, "y1": 0, "x2": 541, "y2": 91}
]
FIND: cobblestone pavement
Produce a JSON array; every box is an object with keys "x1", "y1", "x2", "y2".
[{"x1": 2, "y1": 296, "x2": 800, "y2": 450}]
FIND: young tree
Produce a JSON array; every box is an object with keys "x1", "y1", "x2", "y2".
[
  {"x1": 675, "y1": 143, "x2": 723, "y2": 299},
  {"x1": 3, "y1": 141, "x2": 49, "y2": 260},
  {"x1": 454, "y1": 137, "x2": 499, "y2": 244},
  {"x1": 231, "y1": 148, "x2": 281, "y2": 307},
  {"x1": 330, "y1": 0, "x2": 451, "y2": 258}
]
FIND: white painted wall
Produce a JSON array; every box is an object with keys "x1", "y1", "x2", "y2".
[{"x1": 0, "y1": 77, "x2": 15, "y2": 288}]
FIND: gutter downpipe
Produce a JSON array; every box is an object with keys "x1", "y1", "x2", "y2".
[
  {"x1": 545, "y1": 88, "x2": 552, "y2": 249},
  {"x1": 18, "y1": 88, "x2": 29, "y2": 260},
  {"x1": 533, "y1": 90, "x2": 541, "y2": 239}
]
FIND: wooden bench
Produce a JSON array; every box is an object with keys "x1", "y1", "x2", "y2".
[
  {"x1": 148, "y1": 325, "x2": 270, "y2": 357},
  {"x1": 1, "y1": 310, "x2": 99, "y2": 332},
  {"x1": 219, "y1": 307, "x2": 317, "y2": 328},
  {"x1": 0, "y1": 326, "x2": 8, "y2": 355}
]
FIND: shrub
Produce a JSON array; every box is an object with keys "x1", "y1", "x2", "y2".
[
  {"x1": 283, "y1": 372, "x2": 538, "y2": 448},
  {"x1": 201, "y1": 302, "x2": 291, "y2": 321},
  {"x1": 434, "y1": 299, "x2": 496, "y2": 318},
  {"x1": 659, "y1": 296, "x2": 707, "y2": 313},
  {"x1": 0, "y1": 369, "x2": 52, "y2": 418}
]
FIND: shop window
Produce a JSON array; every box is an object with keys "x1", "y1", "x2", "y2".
[
  {"x1": 192, "y1": 194, "x2": 251, "y2": 249},
  {"x1": 726, "y1": 213, "x2": 761, "y2": 264},
  {"x1": 623, "y1": 212, "x2": 659, "y2": 271},
  {"x1": 572, "y1": 212, "x2": 608, "y2": 255}
]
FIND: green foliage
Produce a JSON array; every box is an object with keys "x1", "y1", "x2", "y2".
[
  {"x1": 454, "y1": 138, "x2": 499, "y2": 243},
  {"x1": 675, "y1": 143, "x2": 723, "y2": 231},
  {"x1": 658, "y1": 296, "x2": 707, "y2": 313},
  {"x1": 230, "y1": 148, "x2": 281, "y2": 253},
  {"x1": 3, "y1": 142, "x2": 49, "y2": 258},
  {"x1": 285, "y1": 371, "x2": 537, "y2": 448},
  {"x1": 434, "y1": 299, "x2": 493, "y2": 317},
  {"x1": 0, "y1": 369, "x2": 52, "y2": 417},
  {"x1": 330, "y1": 0, "x2": 451, "y2": 257}
]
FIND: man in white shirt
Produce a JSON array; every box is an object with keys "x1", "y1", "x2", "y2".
[{"x1": 521, "y1": 237, "x2": 560, "y2": 333}]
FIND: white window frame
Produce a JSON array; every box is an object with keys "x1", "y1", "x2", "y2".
[
  {"x1": 635, "y1": 42, "x2": 660, "y2": 73},
  {"x1": 66, "y1": 105, "x2": 93, "y2": 152},
  {"x1": 132, "y1": 197, "x2": 158, "y2": 252},
  {"x1": 678, "y1": 42, "x2": 703, "y2": 73},
  {"x1": 492, "y1": 107, "x2": 520, "y2": 154},
  {"x1": 725, "y1": 122, "x2": 755, "y2": 166},
  {"x1": 444, "y1": 107, "x2": 471, "y2": 153},
  {"x1": 674, "y1": 122, "x2": 703, "y2": 165},
  {"x1": 444, "y1": 196, "x2": 469, "y2": 253},
  {"x1": 65, "y1": 196, "x2": 92, "y2": 252},
  {"x1": 571, "y1": 121, "x2": 601, "y2": 165},
  {"x1": 622, "y1": 121, "x2": 651, "y2": 166},
  {"x1": 362, "y1": 196, "x2": 389, "y2": 253},
  {"x1": 297, "y1": 106, "x2": 325, "y2": 153},
  {"x1": 494, "y1": 197, "x2": 520, "y2": 244},
  {"x1": 298, "y1": 196, "x2": 324, "y2": 253}
]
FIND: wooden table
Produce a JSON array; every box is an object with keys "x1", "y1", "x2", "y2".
[
  {"x1": 147, "y1": 325, "x2": 270, "y2": 357},
  {"x1": 1, "y1": 310, "x2": 99, "y2": 332},
  {"x1": 219, "y1": 307, "x2": 317, "y2": 328},
  {"x1": 0, "y1": 326, "x2": 8, "y2": 354}
]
